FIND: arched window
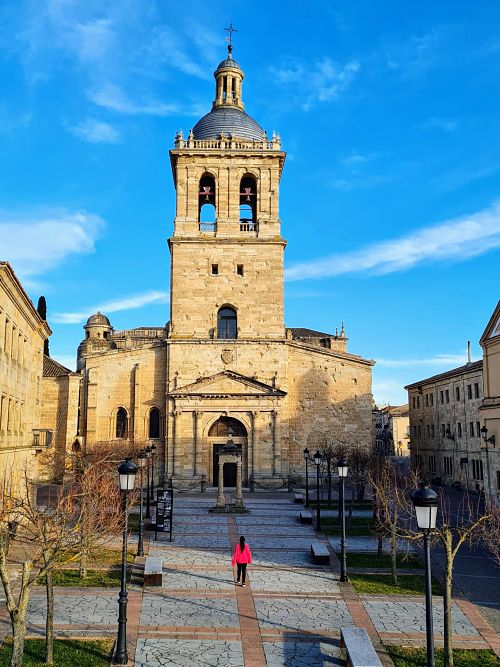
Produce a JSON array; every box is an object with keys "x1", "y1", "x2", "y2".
[
  {"x1": 217, "y1": 306, "x2": 237, "y2": 339},
  {"x1": 239, "y1": 175, "x2": 257, "y2": 231},
  {"x1": 199, "y1": 174, "x2": 216, "y2": 231},
  {"x1": 116, "y1": 408, "x2": 128, "y2": 439},
  {"x1": 149, "y1": 407, "x2": 160, "y2": 439}
]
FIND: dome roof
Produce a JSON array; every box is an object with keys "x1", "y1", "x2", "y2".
[
  {"x1": 192, "y1": 106, "x2": 264, "y2": 141},
  {"x1": 216, "y1": 57, "x2": 241, "y2": 71},
  {"x1": 86, "y1": 311, "x2": 111, "y2": 327}
]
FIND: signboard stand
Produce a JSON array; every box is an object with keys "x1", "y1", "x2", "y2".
[{"x1": 154, "y1": 489, "x2": 173, "y2": 542}]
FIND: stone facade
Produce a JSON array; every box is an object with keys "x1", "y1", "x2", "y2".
[
  {"x1": 479, "y1": 300, "x2": 500, "y2": 506},
  {"x1": 0, "y1": 262, "x2": 51, "y2": 487},
  {"x1": 374, "y1": 404, "x2": 410, "y2": 456},
  {"x1": 406, "y1": 361, "x2": 486, "y2": 493},
  {"x1": 48, "y1": 47, "x2": 375, "y2": 489}
]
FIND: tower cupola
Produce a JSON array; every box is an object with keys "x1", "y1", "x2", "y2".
[{"x1": 213, "y1": 44, "x2": 244, "y2": 111}]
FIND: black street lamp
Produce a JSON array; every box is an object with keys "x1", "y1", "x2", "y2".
[
  {"x1": 411, "y1": 481, "x2": 438, "y2": 667},
  {"x1": 136, "y1": 452, "x2": 146, "y2": 557},
  {"x1": 114, "y1": 458, "x2": 137, "y2": 665},
  {"x1": 145, "y1": 446, "x2": 152, "y2": 519},
  {"x1": 337, "y1": 458, "x2": 349, "y2": 582},
  {"x1": 149, "y1": 443, "x2": 157, "y2": 502},
  {"x1": 313, "y1": 450, "x2": 322, "y2": 531},
  {"x1": 303, "y1": 447, "x2": 310, "y2": 507}
]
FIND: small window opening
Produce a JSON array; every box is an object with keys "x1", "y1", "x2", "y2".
[
  {"x1": 217, "y1": 306, "x2": 237, "y2": 339},
  {"x1": 149, "y1": 407, "x2": 160, "y2": 439},
  {"x1": 199, "y1": 174, "x2": 216, "y2": 230},
  {"x1": 211, "y1": 264, "x2": 219, "y2": 275},
  {"x1": 103, "y1": 331, "x2": 109, "y2": 339},
  {"x1": 237, "y1": 264, "x2": 244, "y2": 276}
]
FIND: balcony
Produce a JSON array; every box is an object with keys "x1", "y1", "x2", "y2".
[
  {"x1": 240, "y1": 220, "x2": 258, "y2": 232},
  {"x1": 33, "y1": 429, "x2": 53, "y2": 449},
  {"x1": 199, "y1": 222, "x2": 216, "y2": 232}
]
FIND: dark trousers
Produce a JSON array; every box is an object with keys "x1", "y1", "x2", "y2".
[{"x1": 236, "y1": 563, "x2": 247, "y2": 583}]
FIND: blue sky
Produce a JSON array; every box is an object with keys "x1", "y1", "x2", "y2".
[{"x1": 1, "y1": 0, "x2": 499, "y2": 405}]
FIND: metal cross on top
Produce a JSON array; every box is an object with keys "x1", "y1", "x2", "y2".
[{"x1": 225, "y1": 23, "x2": 237, "y2": 46}]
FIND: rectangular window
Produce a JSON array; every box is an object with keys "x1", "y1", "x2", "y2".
[
  {"x1": 444, "y1": 457, "x2": 453, "y2": 476},
  {"x1": 474, "y1": 383, "x2": 480, "y2": 399},
  {"x1": 476, "y1": 421, "x2": 481, "y2": 438},
  {"x1": 427, "y1": 425, "x2": 430, "y2": 437},
  {"x1": 428, "y1": 455, "x2": 436, "y2": 473},
  {"x1": 425, "y1": 394, "x2": 429, "y2": 407},
  {"x1": 430, "y1": 393, "x2": 434, "y2": 406},
  {"x1": 417, "y1": 396, "x2": 420, "y2": 408},
  {"x1": 431, "y1": 424, "x2": 435, "y2": 438},
  {"x1": 467, "y1": 384, "x2": 472, "y2": 399},
  {"x1": 469, "y1": 421, "x2": 474, "y2": 437},
  {"x1": 440, "y1": 391, "x2": 444, "y2": 404},
  {"x1": 211, "y1": 264, "x2": 218, "y2": 275},
  {"x1": 417, "y1": 425, "x2": 422, "y2": 437},
  {"x1": 445, "y1": 389, "x2": 450, "y2": 403},
  {"x1": 472, "y1": 459, "x2": 484, "y2": 481},
  {"x1": 497, "y1": 471, "x2": 500, "y2": 492},
  {"x1": 458, "y1": 422, "x2": 462, "y2": 438},
  {"x1": 236, "y1": 264, "x2": 244, "y2": 276},
  {"x1": 456, "y1": 387, "x2": 460, "y2": 401},
  {"x1": 412, "y1": 396, "x2": 416, "y2": 409},
  {"x1": 441, "y1": 423, "x2": 446, "y2": 437}
]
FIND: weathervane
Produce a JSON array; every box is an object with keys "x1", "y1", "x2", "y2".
[{"x1": 225, "y1": 22, "x2": 237, "y2": 53}]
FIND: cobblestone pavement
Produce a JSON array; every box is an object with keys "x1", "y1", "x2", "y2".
[{"x1": 19, "y1": 490, "x2": 498, "y2": 666}]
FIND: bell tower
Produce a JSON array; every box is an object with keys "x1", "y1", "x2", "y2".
[{"x1": 168, "y1": 45, "x2": 286, "y2": 341}]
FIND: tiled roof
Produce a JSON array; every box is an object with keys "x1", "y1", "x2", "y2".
[
  {"x1": 405, "y1": 360, "x2": 483, "y2": 390},
  {"x1": 289, "y1": 327, "x2": 335, "y2": 339},
  {"x1": 192, "y1": 107, "x2": 264, "y2": 141},
  {"x1": 43, "y1": 355, "x2": 73, "y2": 377}
]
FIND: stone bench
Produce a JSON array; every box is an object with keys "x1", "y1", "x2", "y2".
[
  {"x1": 310, "y1": 540, "x2": 329, "y2": 564},
  {"x1": 144, "y1": 556, "x2": 163, "y2": 587},
  {"x1": 294, "y1": 493, "x2": 304, "y2": 504},
  {"x1": 340, "y1": 627, "x2": 382, "y2": 667},
  {"x1": 299, "y1": 509, "x2": 313, "y2": 524}
]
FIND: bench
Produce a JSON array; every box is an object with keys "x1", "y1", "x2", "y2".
[
  {"x1": 340, "y1": 627, "x2": 382, "y2": 667},
  {"x1": 294, "y1": 493, "x2": 304, "y2": 504},
  {"x1": 299, "y1": 509, "x2": 313, "y2": 524},
  {"x1": 144, "y1": 556, "x2": 163, "y2": 587},
  {"x1": 310, "y1": 540, "x2": 329, "y2": 564}
]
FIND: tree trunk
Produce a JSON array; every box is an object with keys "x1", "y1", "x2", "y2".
[
  {"x1": 390, "y1": 513, "x2": 398, "y2": 585},
  {"x1": 9, "y1": 561, "x2": 32, "y2": 667},
  {"x1": 79, "y1": 554, "x2": 87, "y2": 579},
  {"x1": 327, "y1": 460, "x2": 332, "y2": 502},
  {"x1": 443, "y1": 532, "x2": 454, "y2": 667},
  {"x1": 44, "y1": 566, "x2": 54, "y2": 665}
]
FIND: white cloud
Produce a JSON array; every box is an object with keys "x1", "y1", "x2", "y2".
[
  {"x1": 272, "y1": 57, "x2": 359, "y2": 110},
  {"x1": 420, "y1": 117, "x2": 459, "y2": 132},
  {"x1": 372, "y1": 377, "x2": 408, "y2": 406},
  {"x1": 87, "y1": 83, "x2": 204, "y2": 117},
  {"x1": 0, "y1": 208, "x2": 104, "y2": 280},
  {"x1": 340, "y1": 153, "x2": 374, "y2": 166},
  {"x1": 67, "y1": 118, "x2": 120, "y2": 143},
  {"x1": 285, "y1": 200, "x2": 500, "y2": 281},
  {"x1": 53, "y1": 290, "x2": 169, "y2": 324}
]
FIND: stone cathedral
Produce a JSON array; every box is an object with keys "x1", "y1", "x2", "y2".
[{"x1": 44, "y1": 46, "x2": 374, "y2": 489}]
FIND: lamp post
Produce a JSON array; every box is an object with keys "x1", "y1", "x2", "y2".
[
  {"x1": 303, "y1": 447, "x2": 310, "y2": 507},
  {"x1": 137, "y1": 452, "x2": 146, "y2": 557},
  {"x1": 411, "y1": 481, "x2": 438, "y2": 667},
  {"x1": 337, "y1": 458, "x2": 348, "y2": 582},
  {"x1": 313, "y1": 450, "x2": 322, "y2": 531},
  {"x1": 480, "y1": 426, "x2": 495, "y2": 505},
  {"x1": 149, "y1": 443, "x2": 157, "y2": 502},
  {"x1": 114, "y1": 458, "x2": 137, "y2": 665},
  {"x1": 145, "y1": 446, "x2": 152, "y2": 519}
]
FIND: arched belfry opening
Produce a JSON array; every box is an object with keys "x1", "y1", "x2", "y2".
[
  {"x1": 217, "y1": 306, "x2": 237, "y2": 339},
  {"x1": 208, "y1": 417, "x2": 248, "y2": 487},
  {"x1": 239, "y1": 175, "x2": 257, "y2": 231},
  {"x1": 199, "y1": 174, "x2": 216, "y2": 231}
]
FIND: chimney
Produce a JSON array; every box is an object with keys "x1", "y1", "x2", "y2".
[{"x1": 467, "y1": 340, "x2": 472, "y2": 364}]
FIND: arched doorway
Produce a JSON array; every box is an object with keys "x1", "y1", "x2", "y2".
[{"x1": 208, "y1": 417, "x2": 247, "y2": 487}]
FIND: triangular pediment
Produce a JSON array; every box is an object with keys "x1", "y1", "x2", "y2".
[
  {"x1": 170, "y1": 370, "x2": 286, "y2": 398},
  {"x1": 480, "y1": 300, "x2": 500, "y2": 345}
]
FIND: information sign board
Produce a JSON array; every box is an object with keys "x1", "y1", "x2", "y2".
[{"x1": 154, "y1": 488, "x2": 173, "y2": 541}]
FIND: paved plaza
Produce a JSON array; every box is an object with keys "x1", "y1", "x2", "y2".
[{"x1": 3, "y1": 491, "x2": 498, "y2": 666}]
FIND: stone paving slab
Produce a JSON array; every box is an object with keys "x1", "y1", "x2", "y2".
[
  {"x1": 249, "y1": 568, "x2": 340, "y2": 594},
  {"x1": 149, "y1": 547, "x2": 231, "y2": 565},
  {"x1": 173, "y1": 525, "x2": 230, "y2": 534},
  {"x1": 140, "y1": 595, "x2": 239, "y2": 628},
  {"x1": 255, "y1": 598, "x2": 353, "y2": 632},
  {"x1": 327, "y1": 536, "x2": 411, "y2": 552},
  {"x1": 156, "y1": 535, "x2": 231, "y2": 548},
  {"x1": 233, "y1": 525, "x2": 315, "y2": 536},
  {"x1": 364, "y1": 600, "x2": 480, "y2": 635},
  {"x1": 134, "y1": 638, "x2": 244, "y2": 667},
  {"x1": 263, "y1": 640, "x2": 344, "y2": 667},
  {"x1": 251, "y1": 550, "x2": 321, "y2": 568},
  {"x1": 244, "y1": 537, "x2": 313, "y2": 549},
  {"x1": 27, "y1": 594, "x2": 117, "y2": 626},
  {"x1": 162, "y1": 568, "x2": 235, "y2": 591}
]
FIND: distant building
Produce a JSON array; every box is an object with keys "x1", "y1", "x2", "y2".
[
  {"x1": 479, "y1": 300, "x2": 500, "y2": 506},
  {"x1": 405, "y1": 360, "x2": 485, "y2": 493},
  {"x1": 374, "y1": 404, "x2": 410, "y2": 456},
  {"x1": 0, "y1": 262, "x2": 51, "y2": 487}
]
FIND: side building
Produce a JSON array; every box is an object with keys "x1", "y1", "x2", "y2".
[
  {"x1": 405, "y1": 361, "x2": 485, "y2": 493},
  {"x1": 0, "y1": 262, "x2": 52, "y2": 487},
  {"x1": 374, "y1": 404, "x2": 410, "y2": 456}
]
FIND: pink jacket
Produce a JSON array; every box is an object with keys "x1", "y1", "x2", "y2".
[{"x1": 232, "y1": 543, "x2": 252, "y2": 565}]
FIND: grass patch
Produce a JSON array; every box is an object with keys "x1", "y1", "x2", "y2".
[
  {"x1": 386, "y1": 646, "x2": 499, "y2": 667},
  {"x1": 322, "y1": 517, "x2": 371, "y2": 527},
  {"x1": 89, "y1": 549, "x2": 135, "y2": 565},
  {"x1": 323, "y1": 526, "x2": 373, "y2": 536},
  {"x1": 350, "y1": 573, "x2": 442, "y2": 596},
  {"x1": 0, "y1": 638, "x2": 113, "y2": 666},
  {"x1": 40, "y1": 567, "x2": 131, "y2": 587},
  {"x1": 342, "y1": 552, "x2": 422, "y2": 569}
]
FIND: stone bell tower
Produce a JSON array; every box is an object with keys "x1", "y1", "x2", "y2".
[{"x1": 168, "y1": 44, "x2": 286, "y2": 341}]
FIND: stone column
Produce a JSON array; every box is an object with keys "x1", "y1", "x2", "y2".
[
  {"x1": 193, "y1": 410, "x2": 201, "y2": 476},
  {"x1": 250, "y1": 411, "x2": 257, "y2": 482},
  {"x1": 272, "y1": 410, "x2": 281, "y2": 475},
  {"x1": 216, "y1": 460, "x2": 225, "y2": 508},
  {"x1": 235, "y1": 459, "x2": 243, "y2": 508},
  {"x1": 172, "y1": 410, "x2": 181, "y2": 476},
  {"x1": 226, "y1": 76, "x2": 233, "y2": 104}
]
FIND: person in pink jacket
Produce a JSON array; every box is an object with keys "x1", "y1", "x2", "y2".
[{"x1": 231, "y1": 535, "x2": 252, "y2": 586}]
